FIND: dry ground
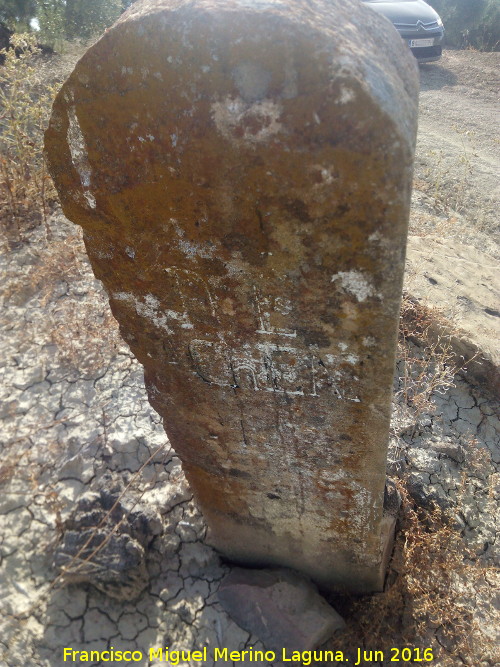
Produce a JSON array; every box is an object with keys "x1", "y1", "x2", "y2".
[{"x1": 411, "y1": 50, "x2": 499, "y2": 256}]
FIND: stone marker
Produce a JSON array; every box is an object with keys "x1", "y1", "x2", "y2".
[{"x1": 45, "y1": 0, "x2": 419, "y2": 592}]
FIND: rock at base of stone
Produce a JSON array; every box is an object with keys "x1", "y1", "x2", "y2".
[{"x1": 217, "y1": 568, "x2": 345, "y2": 652}]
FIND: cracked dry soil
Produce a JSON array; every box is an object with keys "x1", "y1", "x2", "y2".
[{"x1": 1, "y1": 49, "x2": 499, "y2": 667}]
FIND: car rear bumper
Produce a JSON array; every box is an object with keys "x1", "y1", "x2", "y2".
[
  {"x1": 410, "y1": 44, "x2": 443, "y2": 63},
  {"x1": 398, "y1": 29, "x2": 445, "y2": 63}
]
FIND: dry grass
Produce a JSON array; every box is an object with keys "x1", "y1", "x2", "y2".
[
  {"x1": 415, "y1": 126, "x2": 476, "y2": 220},
  {"x1": 0, "y1": 34, "x2": 58, "y2": 248},
  {"x1": 326, "y1": 475, "x2": 498, "y2": 666},
  {"x1": 34, "y1": 230, "x2": 122, "y2": 375},
  {"x1": 396, "y1": 292, "x2": 460, "y2": 419}
]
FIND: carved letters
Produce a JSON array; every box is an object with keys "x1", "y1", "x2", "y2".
[{"x1": 188, "y1": 339, "x2": 359, "y2": 400}]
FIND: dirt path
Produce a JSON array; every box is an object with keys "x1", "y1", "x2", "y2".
[{"x1": 411, "y1": 50, "x2": 500, "y2": 258}]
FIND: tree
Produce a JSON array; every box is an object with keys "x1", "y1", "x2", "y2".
[
  {"x1": 35, "y1": 0, "x2": 65, "y2": 48},
  {"x1": 33, "y1": 0, "x2": 127, "y2": 46},
  {"x1": 427, "y1": 0, "x2": 499, "y2": 50},
  {"x1": 64, "y1": 0, "x2": 123, "y2": 39},
  {"x1": 0, "y1": 0, "x2": 37, "y2": 30}
]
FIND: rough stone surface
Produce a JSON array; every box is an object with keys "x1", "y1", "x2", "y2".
[
  {"x1": 405, "y1": 236, "x2": 500, "y2": 394},
  {"x1": 45, "y1": 0, "x2": 419, "y2": 592},
  {"x1": 217, "y1": 568, "x2": 345, "y2": 652}
]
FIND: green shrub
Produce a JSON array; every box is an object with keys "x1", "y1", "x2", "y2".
[{"x1": 428, "y1": 0, "x2": 500, "y2": 51}]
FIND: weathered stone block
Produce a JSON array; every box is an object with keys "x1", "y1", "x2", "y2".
[{"x1": 45, "y1": 0, "x2": 419, "y2": 591}]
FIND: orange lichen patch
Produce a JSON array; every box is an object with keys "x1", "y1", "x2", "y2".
[{"x1": 183, "y1": 463, "x2": 252, "y2": 518}]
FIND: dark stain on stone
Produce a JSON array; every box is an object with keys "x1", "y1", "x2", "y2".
[
  {"x1": 222, "y1": 233, "x2": 245, "y2": 252},
  {"x1": 296, "y1": 327, "x2": 330, "y2": 348},
  {"x1": 229, "y1": 468, "x2": 252, "y2": 479},
  {"x1": 336, "y1": 203, "x2": 351, "y2": 217},
  {"x1": 284, "y1": 198, "x2": 311, "y2": 223}
]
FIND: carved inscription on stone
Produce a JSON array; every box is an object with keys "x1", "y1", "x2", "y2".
[{"x1": 188, "y1": 339, "x2": 360, "y2": 400}]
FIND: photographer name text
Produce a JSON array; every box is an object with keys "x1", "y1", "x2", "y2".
[{"x1": 63, "y1": 646, "x2": 435, "y2": 664}]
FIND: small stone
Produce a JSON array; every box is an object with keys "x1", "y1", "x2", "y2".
[
  {"x1": 217, "y1": 568, "x2": 345, "y2": 652},
  {"x1": 175, "y1": 520, "x2": 198, "y2": 543},
  {"x1": 407, "y1": 448, "x2": 441, "y2": 474},
  {"x1": 432, "y1": 441, "x2": 466, "y2": 464},
  {"x1": 406, "y1": 475, "x2": 449, "y2": 511},
  {"x1": 54, "y1": 529, "x2": 148, "y2": 600},
  {"x1": 128, "y1": 505, "x2": 164, "y2": 542},
  {"x1": 12, "y1": 365, "x2": 45, "y2": 391},
  {"x1": 57, "y1": 454, "x2": 94, "y2": 484}
]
